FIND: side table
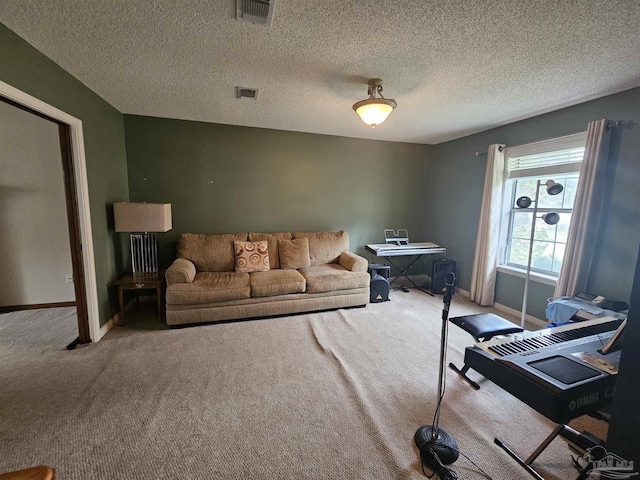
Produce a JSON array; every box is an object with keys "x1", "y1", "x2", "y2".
[{"x1": 112, "y1": 272, "x2": 165, "y2": 325}]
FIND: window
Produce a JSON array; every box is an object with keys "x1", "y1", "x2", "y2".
[{"x1": 499, "y1": 133, "x2": 586, "y2": 279}]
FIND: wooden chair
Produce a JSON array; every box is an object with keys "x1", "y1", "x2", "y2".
[{"x1": 0, "y1": 466, "x2": 56, "y2": 480}]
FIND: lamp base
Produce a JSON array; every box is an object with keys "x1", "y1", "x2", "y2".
[
  {"x1": 130, "y1": 233, "x2": 158, "y2": 274},
  {"x1": 414, "y1": 425, "x2": 459, "y2": 466}
]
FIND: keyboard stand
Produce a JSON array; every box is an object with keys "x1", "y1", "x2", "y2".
[
  {"x1": 365, "y1": 241, "x2": 446, "y2": 295},
  {"x1": 448, "y1": 363, "x2": 480, "y2": 390},
  {"x1": 495, "y1": 424, "x2": 602, "y2": 480},
  {"x1": 383, "y1": 254, "x2": 432, "y2": 294}
]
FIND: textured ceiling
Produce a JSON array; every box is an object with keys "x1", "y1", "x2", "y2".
[{"x1": 1, "y1": 1, "x2": 640, "y2": 144}]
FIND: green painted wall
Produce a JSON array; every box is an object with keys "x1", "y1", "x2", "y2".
[
  {"x1": 0, "y1": 22, "x2": 129, "y2": 326},
  {"x1": 6, "y1": 13, "x2": 636, "y2": 325},
  {"x1": 494, "y1": 275, "x2": 555, "y2": 321},
  {"x1": 124, "y1": 87, "x2": 639, "y2": 322},
  {"x1": 123, "y1": 115, "x2": 432, "y2": 269},
  {"x1": 430, "y1": 87, "x2": 640, "y2": 320}
]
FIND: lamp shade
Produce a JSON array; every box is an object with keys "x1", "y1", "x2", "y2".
[
  {"x1": 542, "y1": 212, "x2": 561, "y2": 225},
  {"x1": 516, "y1": 196, "x2": 532, "y2": 209},
  {"x1": 353, "y1": 99, "x2": 397, "y2": 127},
  {"x1": 352, "y1": 79, "x2": 397, "y2": 127},
  {"x1": 114, "y1": 202, "x2": 172, "y2": 233},
  {"x1": 545, "y1": 180, "x2": 564, "y2": 195}
]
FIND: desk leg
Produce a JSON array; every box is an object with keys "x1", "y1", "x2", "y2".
[{"x1": 118, "y1": 286, "x2": 125, "y2": 326}]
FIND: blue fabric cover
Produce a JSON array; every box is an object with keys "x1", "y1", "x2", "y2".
[{"x1": 546, "y1": 296, "x2": 627, "y2": 324}]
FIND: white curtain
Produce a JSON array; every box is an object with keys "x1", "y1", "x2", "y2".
[
  {"x1": 555, "y1": 119, "x2": 610, "y2": 297},
  {"x1": 469, "y1": 144, "x2": 506, "y2": 305}
]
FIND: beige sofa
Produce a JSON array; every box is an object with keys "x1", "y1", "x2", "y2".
[{"x1": 164, "y1": 230, "x2": 370, "y2": 326}]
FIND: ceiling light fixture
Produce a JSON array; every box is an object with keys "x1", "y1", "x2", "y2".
[{"x1": 352, "y1": 79, "x2": 397, "y2": 128}]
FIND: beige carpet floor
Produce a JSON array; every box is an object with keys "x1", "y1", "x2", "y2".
[
  {"x1": 0, "y1": 306, "x2": 78, "y2": 349},
  {"x1": 0, "y1": 292, "x2": 602, "y2": 479}
]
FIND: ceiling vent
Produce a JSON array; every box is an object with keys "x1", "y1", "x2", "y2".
[
  {"x1": 236, "y1": 0, "x2": 275, "y2": 27},
  {"x1": 236, "y1": 87, "x2": 259, "y2": 100}
]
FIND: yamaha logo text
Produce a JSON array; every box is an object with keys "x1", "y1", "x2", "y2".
[{"x1": 569, "y1": 392, "x2": 599, "y2": 411}]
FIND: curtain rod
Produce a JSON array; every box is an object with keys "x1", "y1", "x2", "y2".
[
  {"x1": 606, "y1": 120, "x2": 636, "y2": 130},
  {"x1": 475, "y1": 120, "x2": 635, "y2": 156},
  {"x1": 475, "y1": 145, "x2": 505, "y2": 156}
]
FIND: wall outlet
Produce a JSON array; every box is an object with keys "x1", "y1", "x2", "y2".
[{"x1": 65, "y1": 274, "x2": 73, "y2": 284}]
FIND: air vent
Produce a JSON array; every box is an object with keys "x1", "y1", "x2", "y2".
[
  {"x1": 236, "y1": 0, "x2": 275, "y2": 27},
  {"x1": 236, "y1": 87, "x2": 259, "y2": 100}
]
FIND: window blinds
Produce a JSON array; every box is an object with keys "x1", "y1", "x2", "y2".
[{"x1": 506, "y1": 132, "x2": 587, "y2": 179}]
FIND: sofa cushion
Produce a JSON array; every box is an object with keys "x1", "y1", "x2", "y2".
[
  {"x1": 166, "y1": 271, "x2": 250, "y2": 305},
  {"x1": 250, "y1": 269, "x2": 306, "y2": 297},
  {"x1": 278, "y1": 238, "x2": 311, "y2": 270},
  {"x1": 248, "y1": 232, "x2": 292, "y2": 269},
  {"x1": 177, "y1": 233, "x2": 248, "y2": 272},
  {"x1": 292, "y1": 231, "x2": 349, "y2": 265},
  {"x1": 298, "y1": 264, "x2": 370, "y2": 294},
  {"x1": 234, "y1": 240, "x2": 270, "y2": 273}
]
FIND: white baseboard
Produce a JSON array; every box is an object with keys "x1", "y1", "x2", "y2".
[
  {"x1": 455, "y1": 287, "x2": 547, "y2": 328},
  {"x1": 493, "y1": 302, "x2": 547, "y2": 328},
  {"x1": 456, "y1": 287, "x2": 470, "y2": 297},
  {"x1": 98, "y1": 317, "x2": 114, "y2": 341},
  {"x1": 95, "y1": 298, "x2": 136, "y2": 342}
]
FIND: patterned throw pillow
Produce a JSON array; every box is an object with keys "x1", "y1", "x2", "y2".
[{"x1": 234, "y1": 240, "x2": 270, "y2": 273}]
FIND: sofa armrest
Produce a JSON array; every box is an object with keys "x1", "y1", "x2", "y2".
[
  {"x1": 338, "y1": 251, "x2": 368, "y2": 272},
  {"x1": 165, "y1": 258, "x2": 196, "y2": 285}
]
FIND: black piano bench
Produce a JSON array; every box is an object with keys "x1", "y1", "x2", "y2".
[{"x1": 448, "y1": 313, "x2": 524, "y2": 390}]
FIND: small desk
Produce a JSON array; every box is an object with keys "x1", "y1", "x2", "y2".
[
  {"x1": 112, "y1": 272, "x2": 164, "y2": 325},
  {"x1": 365, "y1": 242, "x2": 446, "y2": 291}
]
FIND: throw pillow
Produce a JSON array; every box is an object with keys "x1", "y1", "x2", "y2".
[
  {"x1": 278, "y1": 238, "x2": 311, "y2": 270},
  {"x1": 234, "y1": 240, "x2": 270, "y2": 273}
]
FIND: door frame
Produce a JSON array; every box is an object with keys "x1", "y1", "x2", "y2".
[{"x1": 0, "y1": 79, "x2": 101, "y2": 342}]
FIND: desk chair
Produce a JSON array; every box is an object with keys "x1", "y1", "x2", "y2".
[{"x1": 448, "y1": 313, "x2": 524, "y2": 389}]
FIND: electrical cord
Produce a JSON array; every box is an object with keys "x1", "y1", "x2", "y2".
[
  {"x1": 430, "y1": 345, "x2": 447, "y2": 430},
  {"x1": 419, "y1": 444, "x2": 495, "y2": 480},
  {"x1": 419, "y1": 445, "x2": 458, "y2": 480},
  {"x1": 453, "y1": 291, "x2": 479, "y2": 315},
  {"x1": 451, "y1": 447, "x2": 494, "y2": 480}
]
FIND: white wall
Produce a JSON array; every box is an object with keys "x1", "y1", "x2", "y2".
[{"x1": 0, "y1": 100, "x2": 75, "y2": 305}]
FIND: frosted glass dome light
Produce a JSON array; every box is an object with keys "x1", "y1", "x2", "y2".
[{"x1": 352, "y1": 79, "x2": 397, "y2": 128}]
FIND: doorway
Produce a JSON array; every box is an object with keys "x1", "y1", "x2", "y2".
[{"x1": 0, "y1": 94, "x2": 92, "y2": 345}]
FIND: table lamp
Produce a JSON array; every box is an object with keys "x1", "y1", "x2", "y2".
[{"x1": 114, "y1": 202, "x2": 172, "y2": 275}]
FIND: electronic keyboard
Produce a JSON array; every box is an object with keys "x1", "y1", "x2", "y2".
[
  {"x1": 464, "y1": 317, "x2": 624, "y2": 423},
  {"x1": 475, "y1": 317, "x2": 623, "y2": 357},
  {"x1": 365, "y1": 242, "x2": 446, "y2": 257}
]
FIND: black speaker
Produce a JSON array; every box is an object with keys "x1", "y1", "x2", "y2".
[
  {"x1": 431, "y1": 259, "x2": 456, "y2": 295},
  {"x1": 369, "y1": 264, "x2": 390, "y2": 303}
]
